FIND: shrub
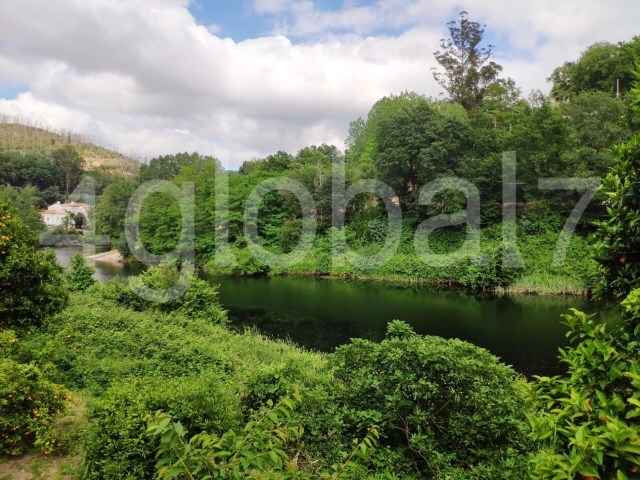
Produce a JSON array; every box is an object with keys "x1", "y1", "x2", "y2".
[
  {"x1": 65, "y1": 252, "x2": 96, "y2": 291},
  {"x1": 148, "y1": 390, "x2": 381, "y2": 480},
  {"x1": 0, "y1": 357, "x2": 67, "y2": 456},
  {"x1": 0, "y1": 208, "x2": 68, "y2": 328},
  {"x1": 592, "y1": 133, "x2": 640, "y2": 300},
  {"x1": 325, "y1": 321, "x2": 533, "y2": 478},
  {"x1": 101, "y1": 264, "x2": 227, "y2": 324},
  {"x1": 35, "y1": 293, "x2": 233, "y2": 392},
  {"x1": 82, "y1": 375, "x2": 242, "y2": 480},
  {"x1": 529, "y1": 290, "x2": 640, "y2": 478}
]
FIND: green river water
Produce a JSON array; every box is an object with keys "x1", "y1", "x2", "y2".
[{"x1": 54, "y1": 246, "x2": 608, "y2": 377}]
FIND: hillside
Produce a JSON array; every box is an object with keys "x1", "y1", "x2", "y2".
[{"x1": 0, "y1": 121, "x2": 140, "y2": 178}]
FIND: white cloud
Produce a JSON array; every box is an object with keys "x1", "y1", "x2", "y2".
[
  {"x1": 254, "y1": 0, "x2": 290, "y2": 14},
  {"x1": 0, "y1": 0, "x2": 638, "y2": 169}
]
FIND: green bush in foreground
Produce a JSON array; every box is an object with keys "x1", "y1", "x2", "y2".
[
  {"x1": 593, "y1": 132, "x2": 640, "y2": 301},
  {"x1": 323, "y1": 321, "x2": 533, "y2": 478},
  {"x1": 82, "y1": 375, "x2": 242, "y2": 480},
  {"x1": 28, "y1": 275, "x2": 539, "y2": 478},
  {"x1": 149, "y1": 389, "x2": 380, "y2": 480},
  {"x1": 0, "y1": 354, "x2": 67, "y2": 457},
  {"x1": 529, "y1": 289, "x2": 640, "y2": 478},
  {"x1": 0, "y1": 207, "x2": 68, "y2": 328}
]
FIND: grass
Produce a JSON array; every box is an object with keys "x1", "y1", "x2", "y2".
[
  {"x1": 502, "y1": 272, "x2": 588, "y2": 295},
  {"x1": 218, "y1": 228, "x2": 596, "y2": 295}
]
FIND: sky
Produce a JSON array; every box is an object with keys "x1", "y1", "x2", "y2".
[{"x1": 0, "y1": 0, "x2": 638, "y2": 169}]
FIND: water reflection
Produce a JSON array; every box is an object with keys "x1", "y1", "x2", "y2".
[{"x1": 53, "y1": 246, "x2": 607, "y2": 377}]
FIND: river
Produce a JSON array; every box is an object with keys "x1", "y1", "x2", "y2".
[{"x1": 54, "y1": 246, "x2": 606, "y2": 377}]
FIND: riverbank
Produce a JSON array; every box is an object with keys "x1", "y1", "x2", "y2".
[
  {"x1": 256, "y1": 270, "x2": 589, "y2": 296},
  {"x1": 202, "y1": 228, "x2": 595, "y2": 296},
  {"x1": 85, "y1": 249, "x2": 124, "y2": 264}
]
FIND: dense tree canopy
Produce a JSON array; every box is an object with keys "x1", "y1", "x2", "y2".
[
  {"x1": 549, "y1": 36, "x2": 640, "y2": 101},
  {"x1": 51, "y1": 144, "x2": 84, "y2": 195}
]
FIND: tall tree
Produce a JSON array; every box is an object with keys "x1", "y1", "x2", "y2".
[
  {"x1": 433, "y1": 11, "x2": 503, "y2": 111},
  {"x1": 51, "y1": 144, "x2": 84, "y2": 195},
  {"x1": 94, "y1": 178, "x2": 137, "y2": 239}
]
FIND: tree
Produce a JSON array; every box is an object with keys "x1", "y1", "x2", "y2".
[
  {"x1": 0, "y1": 185, "x2": 43, "y2": 232},
  {"x1": 0, "y1": 206, "x2": 68, "y2": 328},
  {"x1": 368, "y1": 94, "x2": 469, "y2": 213},
  {"x1": 433, "y1": 11, "x2": 503, "y2": 111},
  {"x1": 66, "y1": 252, "x2": 96, "y2": 291},
  {"x1": 0, "y1": 152, "x2": 62, "y2": 204},
  {"x1": 51, "y1": 144, "x2": 84, "y2": 195},
  {"x1": 327, "y1": 321, "x2": 532, "y2": 478},
  {"x1": 529, "y1": 293, "x2": 640, "y2": 479},
  {"x1": 138, "y1": 152, "x2": 215, "y2": 182},
  {"x1": 94, "y1": 178, "x2": 137, "y2": 240},
  {"x1": 549, "y1": 37, "x2": 640, "y2": 101}
]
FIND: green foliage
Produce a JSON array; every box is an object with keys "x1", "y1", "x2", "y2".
[
  {"x1": 529, "y1": 291, "x2": 640, "y2": 479},
  {"x1": 433, "y1": 11, "x2": 503, "y2": 111},
  {"x1": 593, "y1": 133, "x2": 640, "y2": 300},
  {"x1": 0, "y1": 152, "x2": 63, "y2": 205},
  {"x1": 100, "y1": 264, "x2": 228, "y2": 324},
  {"x1": 325, "y1": 321, "x2": 533, "y2": 478},
  {"x1": 549, "y1": 37, "x2": 640, "y2": 101},
  {"x1": 0, "y1": 354, "x2": 67, "y2": 457},
  {"x1": 0, "y1": 184, "x2": 44, "y2": 231},
  {"x1": 0, "y1": 208, "x2": 68, "y2": 328},
  {"x1": 138, "y1": 191, "x2": 182, "y2": 255},
  {"x1": 359, "y1": 93, "x2": 470, "y2": 213},
  {"x1": 28, "y1": 288, "x2": 326, "y2": 477},
  {"x1": 51, "y1": 144, "x2": 85, "y2": 194},
  {"x1": 65, "y1": 253, "x2": 96, "y2": 291},
  {"x1": 251, "y1": 220, "x2": 593, "y2": 293},
  {"x1": 93, "y1": 178, "x2": 137, "y2": 239},
  {"x1": 82, "y1": 375, "x2": 241, "y2": 480},
  {"x1": 149, "y1": 389, "x2": 381, "y2": 480},
  {"x1": 208, "y1": 246, "x2": 270, "y2": 276},
  {"x1": 138, "y1": 152, "x2": 219, "y2": 182},
  {"x1": 149, "y1": 391, "x2": 302, "y2": 479}
]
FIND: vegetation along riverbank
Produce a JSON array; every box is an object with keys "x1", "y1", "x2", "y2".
[{"x1": 1, "y1": 12, "x2": 640, "y2": 479}]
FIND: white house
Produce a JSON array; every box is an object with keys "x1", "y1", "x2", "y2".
[
  {"x1": 40, "y1": 201, "x2": 89, "y2": 228},
  {"x1": 50, "y1": 201, "x2": 89, "y2": 216},
  {"x1": 40, "y1": 209, "x2": 71, "y2": 228}
]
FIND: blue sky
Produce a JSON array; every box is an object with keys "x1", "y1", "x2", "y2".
[
  {"x1": 188, "y1": 0, "x2": 433, "y2": 40},
  {"x1": 0, "y1": 84, "x2": 26, "y2": 101},
  {"x1": 185, "y1": 1, "x2": 529, "y2": 64},
  {"x1": 188, "y1": 1, "x2": 274, "y2": 40}
]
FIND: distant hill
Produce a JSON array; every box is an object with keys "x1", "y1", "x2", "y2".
[{"x1": 0, "y1": 120, "x2": 141, "y2": 178}]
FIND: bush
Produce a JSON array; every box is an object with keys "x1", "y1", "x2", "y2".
[
  {"x1": 82, "y1": 375, "x2": 241, "y2": 479},
  {"x1": 65, "y1": 252, "x2": 96, "y2": 291},
  {"x1": 325, "y1": 321, "x2": 533, "y2": 478},
  {"x1": 0, "y1": 208, "x2": 68, "y2": 328},
  {"x1": 529, "y1": 290, "x2": 640, "y2": 478},
  {"x1": 0, "y1": 357, "x2": 67, "y2": 456},
  {"x1": 35, "y1": 293, "x2": 232, "y2": 392},
  {"x1": 148, "y1": 390, "x2": 381, "y2": 480},
  {"x1": 101, "y1": 264, "x2": 227, "y2": 324},
  {"x1": 592, "y1": 133, "x2": 640, "y2": 300}
]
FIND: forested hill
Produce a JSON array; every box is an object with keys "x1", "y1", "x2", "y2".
[{"x1": 0, "y1": 120, "x2": 140, "y2": 178}]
